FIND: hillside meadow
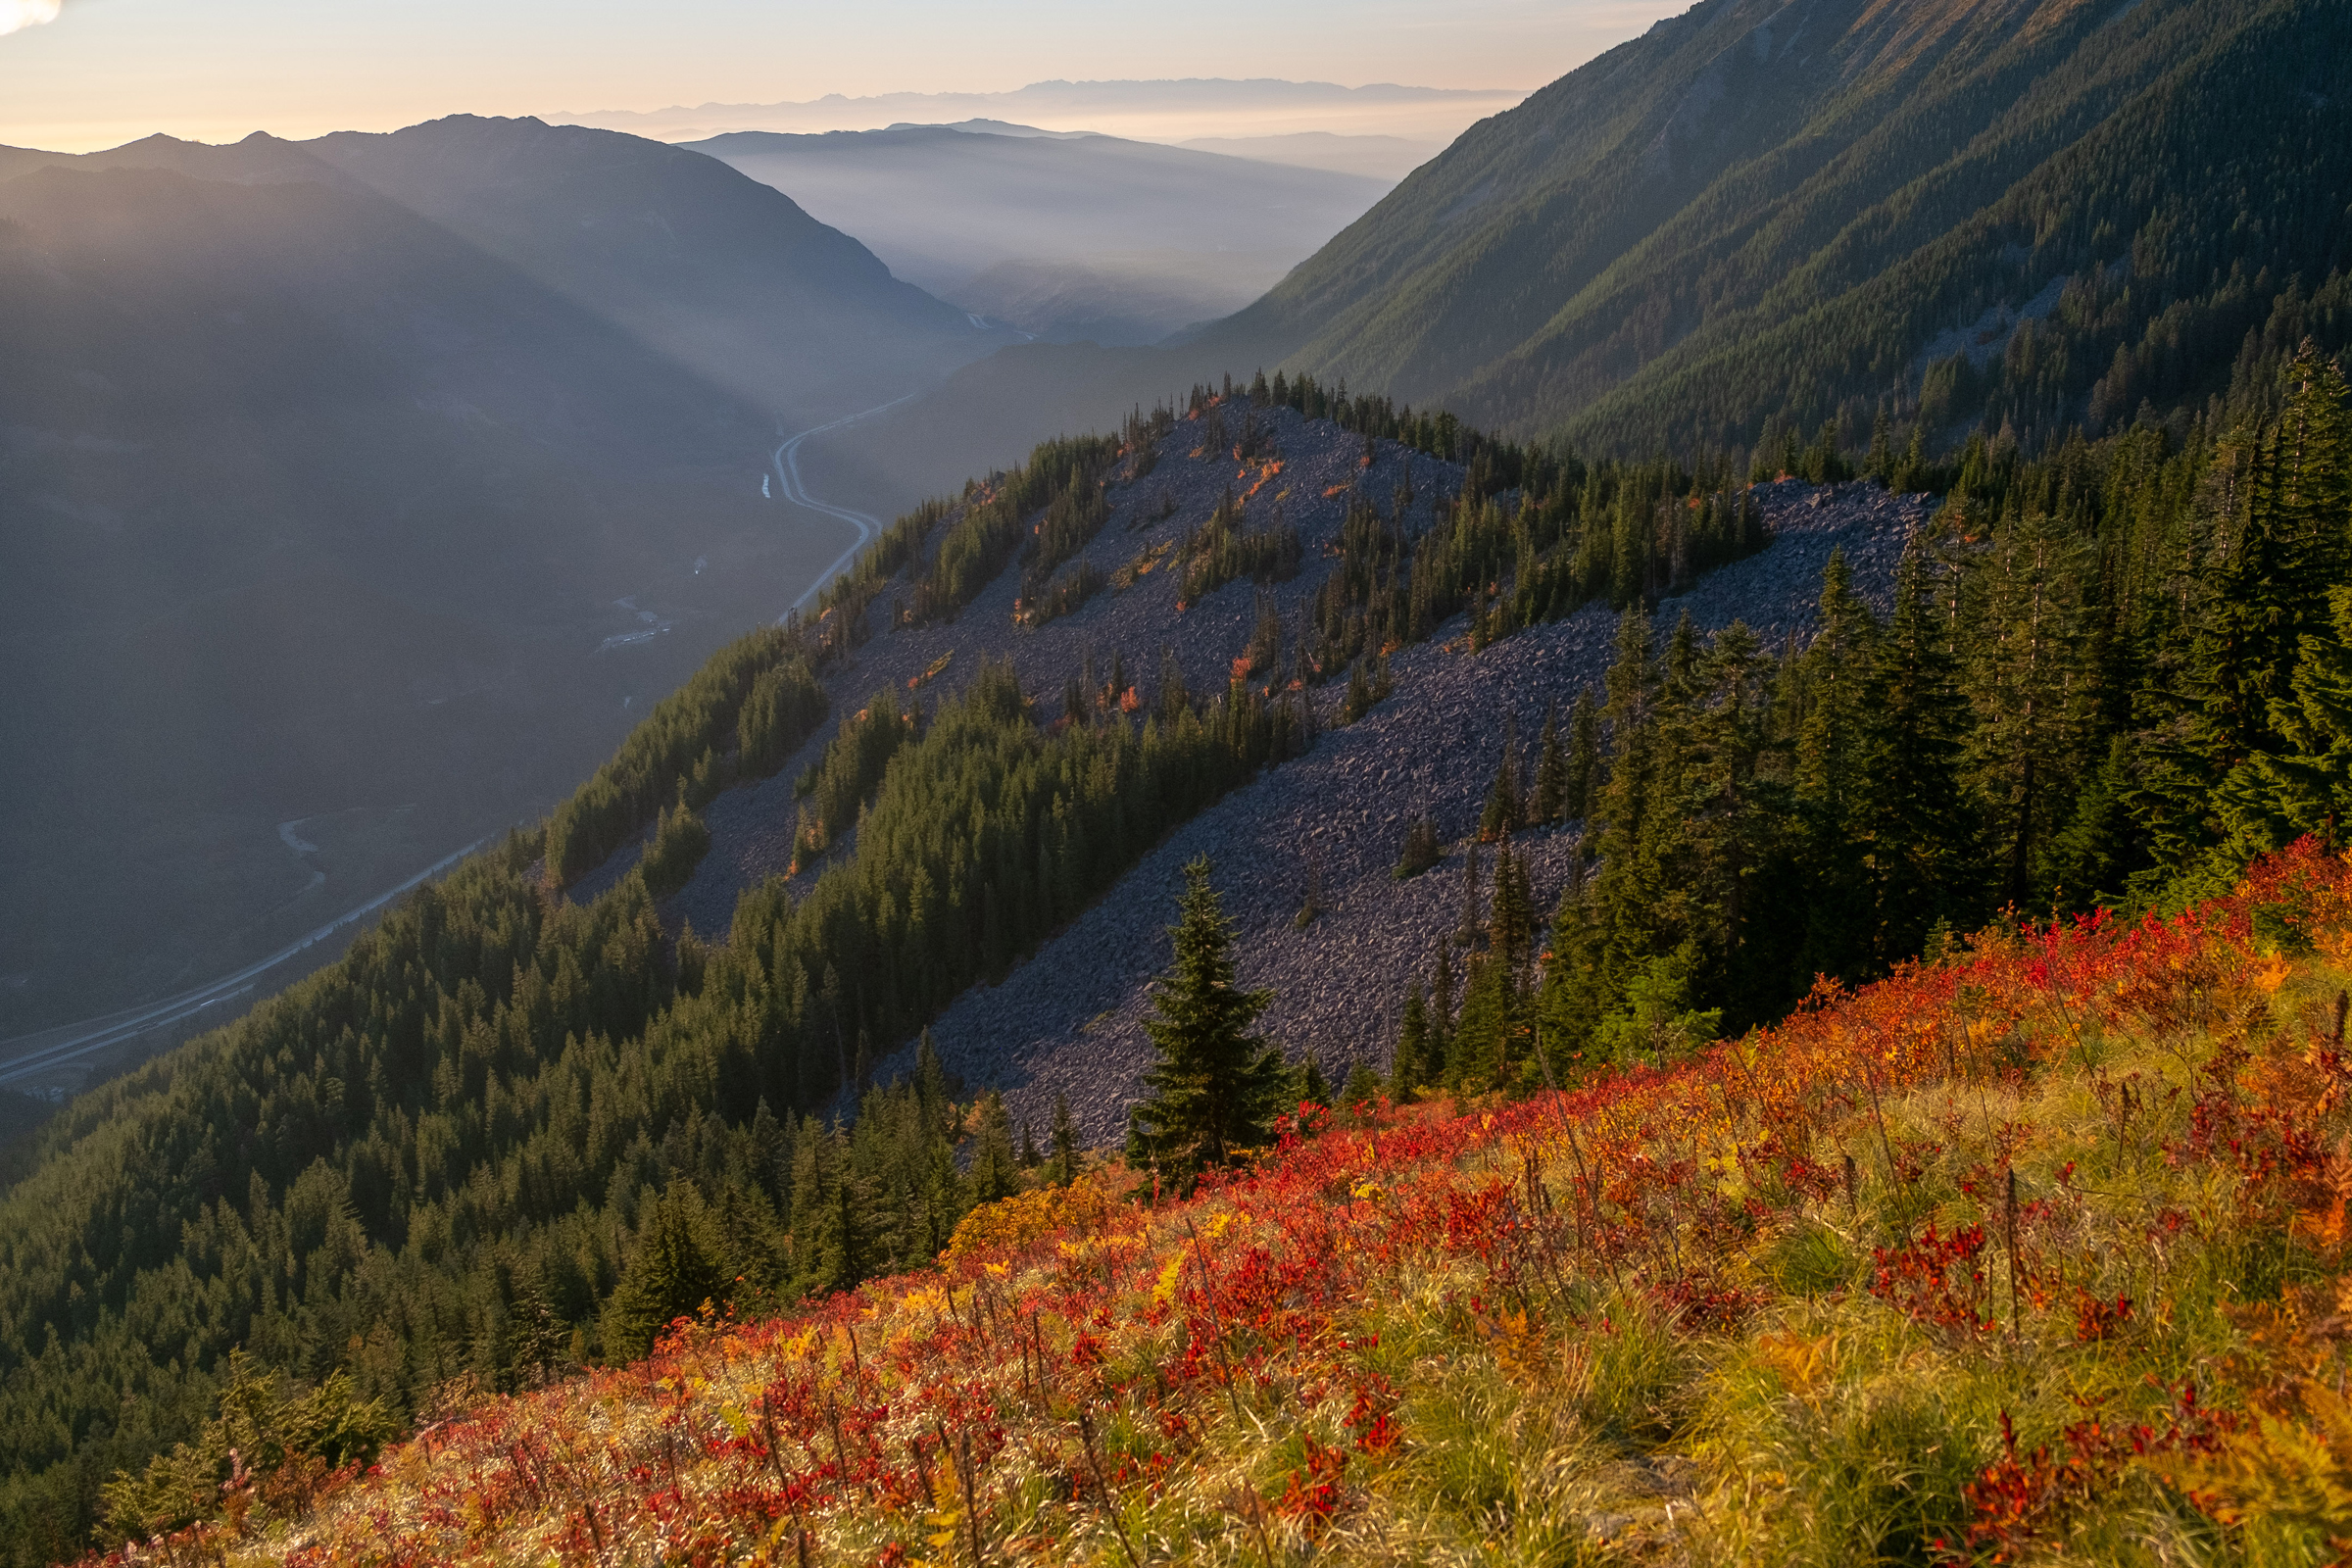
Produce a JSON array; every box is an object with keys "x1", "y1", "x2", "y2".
[{"x1": 83, "y1": 839, "x2": 2352, "y2": 1566}]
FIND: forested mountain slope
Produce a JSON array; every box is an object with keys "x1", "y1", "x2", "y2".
[
  {"x1": 9, "y1": 323, "x2": 2347, "y2": 1562},
  {"x1": 1216, "y1": 0, "x2": 2352, "y2": 453},
  {"x1": 0, "y1": 378, "x2": 1801, "y2": 1560},
  {"x1": 0, "y1": 120, "x2": 1006, "y2": 1053},
  {"x1": 7, "y1": 17, "x2": 2352, "y2": 1550}
]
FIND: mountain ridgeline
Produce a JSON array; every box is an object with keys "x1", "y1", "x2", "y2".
[
  {"x1": 688, "y1": 124, "x2": 1394, "y2": 345},
  {"x1": 1219, "y1": 0, "x2": 2352, "y2": 456}
]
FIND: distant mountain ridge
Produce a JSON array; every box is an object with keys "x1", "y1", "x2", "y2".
[
  {"x1": 1175, "y1": 130, "x2": 1440, "y2": 180},
  {"x1": 782, "y1": 0, "x2": 2350, "y2": 528},
  {"x1": 684, "y1": 123, "x2": 1392, "y2": 345},
  {"x1": 554, "y1": 76, "x2": 1529, "y2": 148}
]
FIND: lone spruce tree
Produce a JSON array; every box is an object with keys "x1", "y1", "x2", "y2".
[{"x1": 1130, "y1": 857, "x2": 1285, "y2": 1181}]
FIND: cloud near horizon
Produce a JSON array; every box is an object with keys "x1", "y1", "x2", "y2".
[{"x1": 0, "y1": 0, "x2": 61, "y2": 37}]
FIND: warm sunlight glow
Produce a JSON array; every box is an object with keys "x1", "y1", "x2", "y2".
[{"x1": 0, "y1": 0, "x2": 59, "y2": 35}]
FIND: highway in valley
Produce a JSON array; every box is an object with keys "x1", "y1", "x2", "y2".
[
  {"x1": 772, "y1": 391, "x2": 920, "y2": 614},
  {"x1": 1, "y1": 397, "x2": 911, "y2": 1097},
  {"x1": 0, "y1": 837, "x2": 490, "y2": 1092}
]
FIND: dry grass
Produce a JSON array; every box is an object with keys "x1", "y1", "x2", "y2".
[{"x1": 117, "y1": 843, "x2": 2352, "y2": 1567}]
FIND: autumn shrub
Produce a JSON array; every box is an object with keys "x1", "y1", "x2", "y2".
[{"x1": 132, "y1": 841, "x2": 2352, "y2": 1568}]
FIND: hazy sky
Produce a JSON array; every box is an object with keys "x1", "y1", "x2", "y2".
[{"x1": 0, "y1": 0, "x2": 1692, "y2": 153}]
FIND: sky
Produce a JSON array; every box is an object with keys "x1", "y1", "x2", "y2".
[{"x1": 0, "y1": 0, "x2": 1694, "y2": 153}]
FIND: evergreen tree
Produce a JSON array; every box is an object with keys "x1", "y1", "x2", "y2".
[
  {"x1": 2147, "y1": 349, "x2": 2352, "y2": 880},
  {"x1": 1676, "y1": 620, "x2": 1784, "y2": 1021},
  {"x1": 603, "y1": 1185, "x2": 725, "y2": 1360},
  {"x1": 1566, "y1": 608, "x2": 1672, "y2": 1038},
  {"x1": 1457, "y1": 836, "x2": 1485, "y2": 943},
  {"x1": 1565, "y1": 686, "x2": 1601, "y2": 821},
  {"x1": 1790, "y1": 549, "x2": 1880, "y2": 982},
  {"x1": 1296, "y1": 1052, "x2": 1332, "y2": 1110},
  {"x1": 1858, "y1": 545, "x2": 1982, "y2": 961},
  {"x1": 1964, "y1": 507, "x2": 2096, "y2": 906},
  {"x1": 1427, "y1": 945, "x2": 1457, "y2": 1077},
  {"x1": 1491, "y1": 839, "x2": 1536, "y2": 965},
  {"x1": 1049, "y1": 1091, "x2": 1081, "y2": 1188},
  {"x1": 968, "y1": 1092, "x2": 1021, "y2": 1206},
  {"x1": 2218, "y1": 583, "x2": 2352, "y2": 860},
  {"x1": 1392, "y1": 985, "x2": 1431, "y2": 1095},
  {"x1": 1892, "y1": 421, "x2": 1929, "y2": 493},
  {"x1": 1479, "y1": 712, "x2": 1523, "y2": 838},
  {"x1": 1532, "y1": 699, "x2": 1567, "y2": 824},
  {"x1": 1396, "y1": 815, "x2": 1443, "y2": 878},
  {"x1": 2044, "y1": 735, "x2": 2147, "y2": 907},
  {"x1": 1128, "y1": 858, "x2": 1286, "y2": 1179}
]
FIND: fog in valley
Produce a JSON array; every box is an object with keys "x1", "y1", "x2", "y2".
[{"x1": 692, "y1": 123, "x2": 1395, "y2": 345}]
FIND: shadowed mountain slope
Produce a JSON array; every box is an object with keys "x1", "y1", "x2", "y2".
[{"x1": 0, "y1": 119, "x2": 1006, "y2": 1050}]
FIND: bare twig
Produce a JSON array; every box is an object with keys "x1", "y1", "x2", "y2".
[
  {"x1": 1075, "y1": 1406, "x2": 1145, "y2": 1568},
  {"x1": 2005, "y1": 1166, "x2": 2022, "y2": 1343},
  {"x1": 1184, "y1": 1214, "x2": 1250, "y2": 1427}
]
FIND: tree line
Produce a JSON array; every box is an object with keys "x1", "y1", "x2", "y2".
[{"x1": 1401, "y1": 346, "x2": 2352, "y2": 1097}]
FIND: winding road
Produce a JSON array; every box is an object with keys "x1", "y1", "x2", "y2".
[
  {"x1": 771, "y1": 391, "x2": 920, "y2": 614},
  {"x1": 0, "y1": 837, "x2": 488, "y2": 1090},
  {"x1": 0, "y1": 395, "x2": 917, "y2": 1096}
]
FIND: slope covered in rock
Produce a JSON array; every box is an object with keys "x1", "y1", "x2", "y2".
[{"x1": 627, "y1": 398, "x2": 1925, "y2": 1141}]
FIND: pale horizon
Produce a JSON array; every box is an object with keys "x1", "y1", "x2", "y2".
[{"x1": 0, "y1": 0, "x2": 1691, "y2": 154}]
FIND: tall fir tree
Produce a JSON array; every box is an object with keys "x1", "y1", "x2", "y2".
[
  {"x1": 1857, "y1": 545, "x2": 1980, "y2": 966},
  {"x1": 1963, "y1": 506, "x2": 2096, "y2": 906},
  {"x1": 2189, "y1": 350, "x2": 2352, "y2": 872},
  {"x1": 1392, "y1": 984, "x2": 1432, "y2": 1095},
  {"x1": 1128, "y1": 858, "x2": 1286, "y2": 1179},
  {"x1": 602, "y1": 1185, "x2": 725, "y2": 1361},
  {"x1": 1491, "y1": 839, "x2": 1536, "y2": 965},
  {"x1": 968, "y1": 1091, "x2": 1022, "y2": 1206},
  {"x1": 1532, "y1": 699, "x2": 1568, "y2": 824},
  {"x1": 1790, "y1": 549, "x2": 1880, "y2": 982},
  {"x1": 1049, "y1": 1091, "x2": 1081, "y2": 1188},
  {"x1": 1428, "y1": 944, "x2": 1457, "y2": 1073},
  {"x1": 2219, "y1": 583, "x2": 2352, "y2": 860},
  {"x1": 1481, "y1": 711, "x2": 1524, "y2": 839},
  {"x1": 1565, "y1": 686, "x2": 1601, "y2": 821}
]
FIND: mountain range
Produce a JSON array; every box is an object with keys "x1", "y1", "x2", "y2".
[
  {"x1": 4, "y1": 1, "x2": 2352, "y2": 1560},
  {"x1": 1219, "y1": 0, "x2": 2352, "y2": 450},
  {"x1": 552, "y1": 76, "x2": 1529, "y2": 148},
  {"x1": 686, "y1": 123, "x2": 1394, "y2": 344}
]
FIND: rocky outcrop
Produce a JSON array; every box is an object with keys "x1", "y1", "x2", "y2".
[{"x1": 614, "y1": 401, "x2": 1929, "y2": 1140}]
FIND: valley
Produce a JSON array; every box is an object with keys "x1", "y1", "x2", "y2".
[{"x1": 0, "y1": 118, "x2": 1008, "y2": 1064}]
